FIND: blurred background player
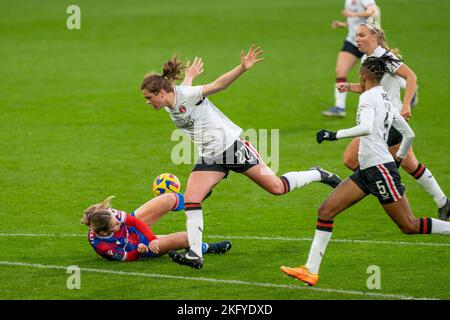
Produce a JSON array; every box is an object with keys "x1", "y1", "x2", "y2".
[
  {"x1": 337, "y1": 23, "x2": 449, "y2": 220},
  {"x1": 322, "y1": 0, "x2": 380, "y2": 117},
  {"x1": 281, "y1": 55, "x2": 450, "y2": 286},
  {"x1": 81, "y1": 193, "x2": 232, "y2": 261},
  {"x1": 140, "y1": 45, "x2": 342, "y2": 269}
]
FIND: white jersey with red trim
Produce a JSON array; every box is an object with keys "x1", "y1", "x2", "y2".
[
  {"x1": 345, "y1": 0, "x2": 378, "y2": 46},
  {"x1": 165, "y1": 85, "x2": 242, "y2": 158},
  {"x1": 357, "y1": 86, "x2": 396, "y2": 169}
]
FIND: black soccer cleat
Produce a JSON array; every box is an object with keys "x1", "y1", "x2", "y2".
[
  {"x1": 311, "y1": 166, "x2": 342, "y2": 189},
  {"x1": 169, "y1": 250, "x2": 204, "y2": 269},
  {"x1": 438, "y1": 199, "x2": 450, "y2": 221},
  {"x1": 205, "y1": 240, "x2": 232, "y2": 254}
]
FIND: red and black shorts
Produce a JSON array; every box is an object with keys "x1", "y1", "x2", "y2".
[
  {"x1": 350, "y1": 162, "x2": 405, "y2": 205},
  {"x1": 193, "y1": 139, "x2": 262, "y2": 176}
]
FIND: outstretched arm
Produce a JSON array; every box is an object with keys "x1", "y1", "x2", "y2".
[
  {"x1": 181, "y1": 57, "x2": 204, "y2": 86},
  {"x1": 201, "y1": 44, "x2": 264, "y2": 97},
  {"x1": 317, "y1": 105, "x2": 374, "y2": 143}
]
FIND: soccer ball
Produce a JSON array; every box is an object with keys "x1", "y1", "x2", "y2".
[{"x1": 152, "y1": 173, "x2": 181, "y2": 196}]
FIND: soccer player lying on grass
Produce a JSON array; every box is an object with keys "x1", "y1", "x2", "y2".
[{"x1": 81, "y1": 193, "x2": 231, "y2": 262}]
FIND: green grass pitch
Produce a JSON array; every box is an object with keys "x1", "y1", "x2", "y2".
[{"x1": 0, "y1": 0, "x2": 449, "y2": 300}]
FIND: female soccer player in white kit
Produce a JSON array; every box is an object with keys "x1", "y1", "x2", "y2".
[
  {"x1": 281, "y1": 55, "x2": 450, "y2": 287},
  {"x1": 338, "y1": 24, "x2": 449, "y2": 220},
  {"x1": 322, "y1": 0, "x2": 380, "y2": 117},
  {"x1": 140, "y1": 45, "x2": 341, "y2": 269}
]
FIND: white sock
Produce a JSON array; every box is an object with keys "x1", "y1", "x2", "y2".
[
  {"x1": 430, "y1": 218, "x2": 450, "y2": 235},
  {"x1": 415, "y1": 168, "x2": 447, "y2": 208},
  {"x1": 334, "y1": 87, "x2": 347, "y2": 110},
  {"x1": 305, "y1": 226, "x2": 333, "y2": 274},
  {"x1": 185, "y1": 208, "x2": 204, "y2": 257},
  {"x1": 281, "y1": 170, "x2": 321, "y2": 192}
]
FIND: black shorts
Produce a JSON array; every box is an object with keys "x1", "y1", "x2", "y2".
[
  {"x1": 193, "y1": 139, "x2": 261, "y2": 176},
  {"x1": 387, "y1": 126, "x2": 403, "y2": 147},
  {"x1": 341, "y1": 40, "x2": 364, "y2": 58},
  {"x1": 350, "y1": 162, "x2": 405, "y2": 205}
]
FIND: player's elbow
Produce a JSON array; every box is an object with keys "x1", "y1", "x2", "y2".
[{"x1": 406, "y1": 71, "x2": 417, "y2": 84}]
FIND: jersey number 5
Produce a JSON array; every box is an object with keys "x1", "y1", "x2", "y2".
[{"x1": 375, "y1": 180, "x2": 387, "y2": 196}]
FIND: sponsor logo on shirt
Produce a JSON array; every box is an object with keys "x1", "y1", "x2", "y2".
[{"x1": 174, "y1": 115, "x2": 195, "y2": 129}]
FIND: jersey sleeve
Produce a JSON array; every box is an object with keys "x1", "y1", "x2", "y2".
[
  {"x1": 392, "y1": 113, "x2": 415, "y2": 159},
  {"x1": 336, "y1": 93, "x2": 375, "y2": 139},
  {"x1": 94, "y1": 242, "x2": 127, "y2": 261},
  {"x1": 179, "y1": 85, "x2": 204, "y2": 105},
  {"x1": 385, "y1": 51, "x2": 403, "y2": 74},
  {"x1": 124, "y1": 214, "x2": 157, "y2": 241}
]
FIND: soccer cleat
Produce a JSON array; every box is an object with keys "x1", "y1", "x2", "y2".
[
  {"x1": 169, "y1": 249, "x2": 204, "y2": 269},
  {"x1": 438, "y1": 199, "x2": 450, "y2": 221},
  {"x1": 205, "y1": 240, "x2": 232, "y2": 254},
  {"x1": 321, "y1": 106, "x2": 346, "y2": 117},
  {"x1": 280, "y1": 265, "x2": 319, "y2": 286},
  {"x1": 311, "y1": 166, "x2": 342, "y2": 188}
]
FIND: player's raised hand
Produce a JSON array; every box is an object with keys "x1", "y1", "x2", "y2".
[
  {"x1": 241, "y1": 44, "x2": 264, "y2": 70},
  {"x1": 185, "y1": 57, "x2": 204, "y2": 79},
  {"x1": 137, "y1": 243, "x2": 149, "y2": 254}
]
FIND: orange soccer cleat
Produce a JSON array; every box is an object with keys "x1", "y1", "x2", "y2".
[{"x1": 280, "y1": 265, "x2": 319, "y2": 286}]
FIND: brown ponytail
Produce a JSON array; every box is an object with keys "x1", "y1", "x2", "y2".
[{"x1": 141, "y1": 55, "x2": 186, "y2": 94}]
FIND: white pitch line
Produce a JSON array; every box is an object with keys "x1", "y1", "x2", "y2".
[
  {"x1": 0, "y1": 261, "x2": 438, "y2": 300},
  {"x1": 0, "y1": 233, "x2": 449, "y2": 247}
]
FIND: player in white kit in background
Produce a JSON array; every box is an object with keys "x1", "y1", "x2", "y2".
[
  {"x1": 322, "y1": 0, "x2": 380, "y2": 117},
  {"x1": 337, "y1": 23, "x2": 450, "y2": 220},
  {"x1": 140, "y1": 45, "x2": 342, "y2": 269},
  {"x1": 281, "y1": 55, "x2": 450, "y2": 287}
]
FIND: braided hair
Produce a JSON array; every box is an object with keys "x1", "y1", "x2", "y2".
[{"x1": 361, "y1": 53, "x2": 403, "y2": 82}]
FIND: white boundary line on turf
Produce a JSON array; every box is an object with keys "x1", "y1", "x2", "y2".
[
  {"x1": 0, "y1": 233, "x2": 449, "y2": 247},
  {"x1": 0, "y1": 261, "x2": 439, "y2": 300}
]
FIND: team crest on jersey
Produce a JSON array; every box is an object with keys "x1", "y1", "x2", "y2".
[
  {"x1": 179, "y1": 105, "x2": 186, "y2": 113},
  {"x1": 351, "y1": 0, "x2": 357, "y2": 6}
]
